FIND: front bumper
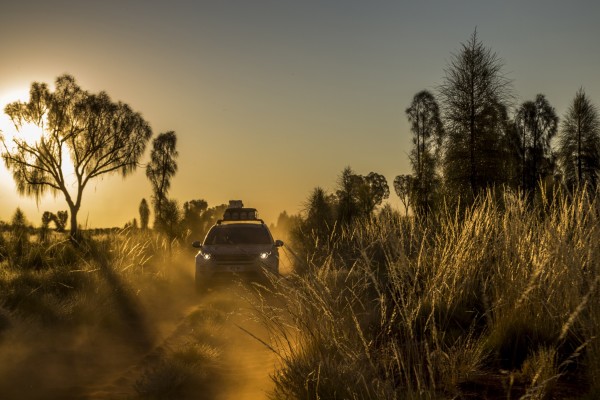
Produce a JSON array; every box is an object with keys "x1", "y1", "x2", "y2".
[{"x1": 195, "y1": 253, "x2": 279, "y2": 279}]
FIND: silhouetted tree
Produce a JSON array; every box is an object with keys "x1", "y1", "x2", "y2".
[
  {"x1": 271, "y1": 210, "x2": 298, "y2": 242},
  {"x1": 139, "y1": 198, "x2": 150, "y2": 230},
  {"x1": 193, "y1": 203, "x2": 228, "y2": 240},
  {"x1": 146, "y1": 131, "x2": 178, "y2": 229},
  {"x1": 406, "y1": 90, "x2": 444, "y2": 215},
  {"x1": 305, "y1": 186, "x2": 335, "y2": 238},
  {"x1": 439, "y1": 29, "x2": 512, "y2": 202},
  {"x1": 1, "y1": 75, "x2": 152, "y2": 240},
  {"x1": 291, "y1": 187, "x2": 336, "y2": 272},
  {"x1": 157, "y1": 199, "x2": 182, "y2": 253},
  {"x1": 40, "y1": 212, "x2": 52, "y2": 242},
  {"x1": 182, "y1": 199, "x2": 208, "y2": 236},
  {"x1": 41, "y1": 211, "x2": 67, "y2": 233},
  {"x1": 393, "y1": 174, "x2": 413, "y2": 216},
  {"x1": 335, "y1": 167, "x2": 389, "y2": 223},
  {"x1": 514, "y1": 94, "x2": 558, "y2": 195},
  {"x1": 557, "y1": 88, "x2": 600, "y2": 189},
  {"x1": 359, "y1": 172, "x2": 390, "y2": 216},
  {"x1": 336, "y1": 167, "x2": 362, "y2": 224},
  {"x1": 274, "y1": 210, "x2": 293, "y2": 233},
  {"x1": 9, "y1": 208, "x2": 29, "y2": 262},
  {"x1": 56, "y1": 211, "x2": 68, "y2": 232}
]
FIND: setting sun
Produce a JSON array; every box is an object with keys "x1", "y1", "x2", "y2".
[
  {"x1": 0, "y1": 85, "x2": 32, "y2": 138},
  {"x1": 0, "y1": 85, "x2": 77, "y2": 192},
  {"x1": 0, "y1": 86, "x2": 52, "y2": 156}
]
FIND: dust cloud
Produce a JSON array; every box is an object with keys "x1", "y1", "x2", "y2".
[{"x1": 0, "y1": 249, "x2": 289, "y2": 400}]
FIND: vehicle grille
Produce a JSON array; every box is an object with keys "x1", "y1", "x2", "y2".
[{"x1": 213, "y1": 254, "x2": 256, "y2": 265}]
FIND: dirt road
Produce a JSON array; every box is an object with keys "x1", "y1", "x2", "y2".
[
  {"x1": 85, "y1": 280, "x2": 279, "y2": 399},
  {"x1": 0, "y1": 277, "x2": 279, "y2": 400}
]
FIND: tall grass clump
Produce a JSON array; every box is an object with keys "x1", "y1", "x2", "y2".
[
  {"x1": 0, "y1": 226, "x2": 192, "y2": 337},
  {"x1": 257, "y1": 187, "x2": 600, "y2": 399}
]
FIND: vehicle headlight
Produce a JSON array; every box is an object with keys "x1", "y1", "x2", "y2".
[
  {"x1": 201, "y1": 252, "x2": 212, "y2": 260},
  {"x1": 259, "y1": 252, "x2": 271, "y2": 260}
]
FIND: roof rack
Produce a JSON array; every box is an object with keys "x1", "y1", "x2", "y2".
[{"x1": 218, "y1": 200, "x2": 262, "y2": 223}]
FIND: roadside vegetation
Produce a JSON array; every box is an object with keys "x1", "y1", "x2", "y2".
[
  {"x1": 248, "y1": 29, "x2": 600, "y2": 399},
  {"x1": 0, "y1": 224, "x2": 221, "y2": 399},
  {"x1": 1, "y1": 28, "x2": 600, "y2": 399},
  {"x1": 257, "y1": 186, "x2": 600, "y2": 399}
]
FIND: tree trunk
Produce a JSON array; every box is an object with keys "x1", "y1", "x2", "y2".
[
  {"x1": 470, "y1": 105, "x2": 476, "y2": 197},
  {"x1": 578, "y1": 118, "x2": 582, "y2": 185},
  {"x1": 69, "y1": 205, "x2": 80, "y2": 242}
]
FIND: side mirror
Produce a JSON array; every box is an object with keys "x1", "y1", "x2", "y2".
[
  {"x1": 274, "y1": 240, "x2": 284, "y2": 247},
  {"x1": 192, "y1": 241, "x2": 202, "y2": 248}
]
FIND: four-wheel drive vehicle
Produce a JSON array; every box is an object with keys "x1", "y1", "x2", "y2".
[{"x1": 192, "y1": 202, "x2": 283, "y2": 291}]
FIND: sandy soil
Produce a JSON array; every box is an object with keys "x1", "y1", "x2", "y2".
[{"x1": 0, "y1": 279, "x2": 279, "y2": 400}]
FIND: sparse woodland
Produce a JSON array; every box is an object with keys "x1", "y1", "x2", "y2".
[{"x1": 0, "y1": 30, "x2": 599, "y2": 399}]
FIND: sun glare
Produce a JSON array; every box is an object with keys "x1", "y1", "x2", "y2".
[
  {"x1": 0, "y1": 85, "x2": 39, "y2": 146},
  {"x1": 0, "y1": 85, "x2": 77, "y2": 189}
]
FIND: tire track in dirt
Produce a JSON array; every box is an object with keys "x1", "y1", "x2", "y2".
[
  {"x1": 209, "y1": 285, "x2": 278, "y2": 400},
  {"x1": 85, "y1": 280, "x2": 278, "y2": 399}
]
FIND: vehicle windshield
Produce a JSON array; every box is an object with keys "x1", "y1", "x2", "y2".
[{"x1": 204, "y1": 225, "x2": 272, "y2": 245}]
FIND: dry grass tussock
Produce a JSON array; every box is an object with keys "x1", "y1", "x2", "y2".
[
  {"x1": 0, "y1": 228, "x2": 220, "y2": 399},
  {"x1": 255, "y1": 188, "x2": 600, "y2": 399}
]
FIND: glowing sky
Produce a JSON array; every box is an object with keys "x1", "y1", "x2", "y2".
[{"x1": 0, "y1": 1, "x2": 599, "y2": 228}]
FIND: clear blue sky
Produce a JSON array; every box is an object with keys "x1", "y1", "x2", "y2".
[{"x1": 0, "y1": 0, "x2": 599, "y2": 227}]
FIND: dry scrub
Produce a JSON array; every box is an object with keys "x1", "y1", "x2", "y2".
[
  {"x1": 256, "y1": 188, "x2": 600, "y2": 399},
  {"x1": 0, "y1": 229, "x2": 218, "y2": 399}
]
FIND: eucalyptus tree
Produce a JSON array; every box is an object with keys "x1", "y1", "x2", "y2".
[
  {"x1": 438, "y1": 30, "x2": 512, "y2": 201},
  {"x1": 393, "y1": 174, "x2": 413, "y2": 217},
  {"x1": 336, "y1": 167, "x2": 389, "y2": 223},
  {"x1": 1, "y1": 75, "x2": 152, "y2": 240},
  {"x1": 360, "y1": 172, "x2": 390, "y2": 216},
  {"x1": 514, "y1": 94, "x2": 558, "y2": 194},
  {"x1": 406, "y1": 90, "x2": 444, "y2": 215},
  {"x1": 557, "y1": 89, "x2": 600, "y2": 189},
  {"x1": 146, "y1": 131, "x2": 178, "y2": 229}
]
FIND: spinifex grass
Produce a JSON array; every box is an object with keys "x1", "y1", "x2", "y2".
[
  {"x1": 0, "y1": 227, "x2": 213, "y2": 398},
  {"x1": 256, "y1": 188, "x2": 600, "y2": 399}
]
